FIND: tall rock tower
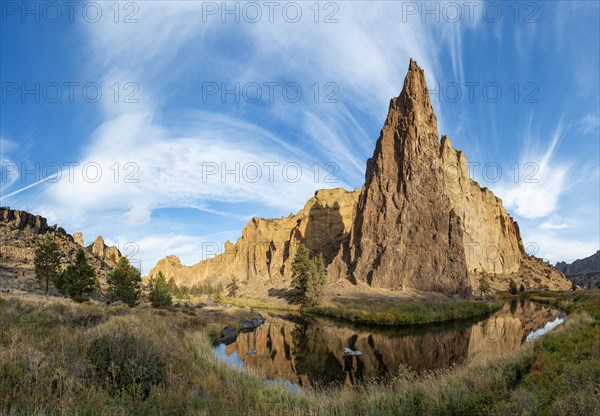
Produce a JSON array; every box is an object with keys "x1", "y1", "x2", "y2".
[{"x1": 332, "y1": 59, "x2": 470, "y2": 296}]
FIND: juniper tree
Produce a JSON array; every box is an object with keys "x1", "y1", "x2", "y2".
[
  {"x1": 107, "y1": 257, "x2": 142, "y2": 306},
  {"x1": 291, "y1": 244, "x2": 326, "y2": 306},
  {"x1": 59, "y1": 248, "x2": 98, "y2": 302},
  {"x1": 227, "y1": 275, "x2": 240, "y2": 298},
  {"x1": 34, "y1": 233, "x2": 62, "y2": 293},
  {"x1": 148, "y1": 271, "x2": 172, "y2": 307},
  {"x1": 509, "y1": 278, "x2": 518, "y2": 295},
  {"x1": 478, "y1": 275, "x2": 491, "y2": 298}
]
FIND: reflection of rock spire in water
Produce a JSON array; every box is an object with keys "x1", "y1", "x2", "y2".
[
  {"x1": 466, "y1": 300, "x2": 561, "y2": 365},
  {"x1": 221, "y1": 302, "x2": 561, "y2": 389}
]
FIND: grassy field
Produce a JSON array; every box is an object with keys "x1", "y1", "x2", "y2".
[
  {"x1": 305, "y1": 297, "x2": 504, "y2": 326},
  {"x1": 1, "y1": 291, "x2": 598, "y2": 415}
]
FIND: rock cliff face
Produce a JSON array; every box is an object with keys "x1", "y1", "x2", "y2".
[
  {"x1": 150, "y1": 59, "x2": 571, "y2": 295},
  {"x1": 556, "y1": 250, "x2": 600, "y2": 289},
  {"x1": 330, "y1": 59, "x2": 470, "y2": 296},
  {"x1": 440, "y1": 135, "x2": 524, "y2": 274},
  {"x1": 0, "y1": 207, "x2": 121, "y2": 292},
  {"x1": 147, "y1": 188, "x2": 360, "y2": 287}
]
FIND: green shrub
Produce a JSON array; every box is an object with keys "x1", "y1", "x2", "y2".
[
  {"x1": 509, "y1": 279, "x2": 518, "y2": 295},
  {"x1": 88, "y1": 326, "x2": 165, "y2": 399},
  {"x1": 58, "y1": 248, "x2": 98, "y2": 302},
  {"x1": 106, "y1": 258, "x2": 142, "y2": 306},
  {"x1": 147, "y1": 271, "x2": 172, "y2": 307}
]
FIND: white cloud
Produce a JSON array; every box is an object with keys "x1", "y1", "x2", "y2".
[
  {"x1": 525, "y1": 231, "x2": 598, "y2": 264},
  {"x1": 539, "y1": 216, "x2": 575, "y2": 230},
  {"x1": 576, "y1": 113, "x2": 600, "y2": 134},
  {"x1": 494, "y1": 121, "x2": 570, "y2": 219},
  {"x1": 8, "y1": 2, "x2": 491, "y2": 271}
]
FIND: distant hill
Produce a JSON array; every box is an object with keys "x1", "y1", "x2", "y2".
[{"x1": 556, "y1": 250, "x2": 600, "y2": 289}]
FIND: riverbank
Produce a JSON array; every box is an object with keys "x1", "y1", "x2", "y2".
[
  {"x1": 304, "y1": 297, "x2": 504, "y2": 326},
  {"x1": 1, "y1": 290, "x2": 598, "y2": 415}
]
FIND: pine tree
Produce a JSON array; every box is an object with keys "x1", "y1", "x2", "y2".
[
  {"x1": 148, "y1": 271, "x2": 172, "y2": 307},
  {"x1": 519, "y1": 283, "x2": 525, "y2": 292},
  {"x1": 107, "y1": 257, "x2": 142, "y2": 306},
  {"x1": 227, "y1": 275, "x2": 240, "y2": 297},
  {"x1": 291, "y1": 244, "x2": 326, "y2": 306},
  {"x1": 60, "y1": 248, "x2": 98, "y2": 302},
  {"x1": 478, "y1": 275, "x2": 491, "y2": 298},
  {"x1": 34, "y1": 233, "x2": 62, "y2": 293},
  {"x1": 509, "y1": 278, "x2": 518, "y2": 295},
  {"x1": 305, "y1": 253, "x2": 326, "y2": 306},
  {"x1": 291, "y1": 244, "x2": 311, "y2": 302}
]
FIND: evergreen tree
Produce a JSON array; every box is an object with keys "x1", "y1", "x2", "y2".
[
  {"x1": 519, "y1": 283, "x2": 525, "y2": 292},
  {"x1": 107, "y1": 257, "x2": 142, "y2": 306},
  {"x1": 478, "y1": 275, "x2": 491, "y2": 298},
  {"x1": 60, "y1": 248, "x2": 98, "y2": 302},
  {"x1": 291, "y1": 244, "x2": 326, "y2": 306},
  {"x1": 305, "y1": 253, "x2": 326, "y2": 306},
  {"x1": 148, "y1": 271, "x2": 172, "y2": 307},
  {"x1": 509, "y1": 278, "x2": 518, "y2": 295},
  {"x1": 34, "y1": 233, "x2": 62, "y2": 293},
  {"x1": 227, "y1": 275, "x2": 240, "y2": 298},
  {"x1": 167, "y1": 277, "x2": 183, "y2": 299}
]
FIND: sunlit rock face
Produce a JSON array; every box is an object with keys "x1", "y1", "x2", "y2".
[
  {"x1": 149, "y1": 59, "x2": 571, "y2": 295},
  {"x1": 330, "y1": 59, "x2": 470, "y2": 296},
  {"x1": 218, "y1": 301, "x2": 561, "y2": 389},
  {"x1": 439, "y1": 136, "x2": 524, "y2": 275},
  {"x1": 0, "y1": 208, "x2": 121, "y2": 289},
  {"x1": 147, "y1": 188, "x2": 359, "y2": 287}
]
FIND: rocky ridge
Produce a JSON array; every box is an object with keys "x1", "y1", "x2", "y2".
[
  {"x1": 556, "y1": 250, "x2": 600, "y2": 289},
  {"x1": 147, "y1": 188, "x2": 360, "y2": 288},
  {"x1": 0, "y1": 207, "x2": 121, "y2": 292}
]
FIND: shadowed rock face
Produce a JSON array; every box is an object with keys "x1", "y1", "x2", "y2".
[
  {"x1": 556, "y1": 251, "x2": 600, "y2": 289},
  {"x1": 331, "y1": 59, "x2": 470, "y2": 296}
]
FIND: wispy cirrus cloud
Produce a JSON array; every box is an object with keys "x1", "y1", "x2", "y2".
[{"x1": 495, "y1": 120, "x2": 570, "y2": 219}]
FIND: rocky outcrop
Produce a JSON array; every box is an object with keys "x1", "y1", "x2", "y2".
[
  {"x1": 147, "y1": 188, "x2": 360, "y2": 287},
  {"x1": 556, "y1": 250, "x2": 600, "y2": 289},
  {"x1": 73, "y1": 232, "x2": 84, "y2": 247},
  {"x1": 0, "y1": 207, "x2": 122, "y2": 292},
  {"x1": 150, "y1": 59, "x2": 571, "y2": 296},
  {"x1": 440, "y1": 136, "x2": 524, "y2": 274},
  {"x1": 330, "y1": 59, "x2": 470, "y2": 296},
  {"x1": 88, "y1": 236, "x2": 121, "y2": 264}
]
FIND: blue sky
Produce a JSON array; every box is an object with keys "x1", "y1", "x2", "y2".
[{"x1": 1, "y1": 1, "x2": 598, "y2": 273}]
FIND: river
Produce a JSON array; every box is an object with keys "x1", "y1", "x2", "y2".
[{"x1": 213, "y1": 299, "x2": 564, "y2": 391}]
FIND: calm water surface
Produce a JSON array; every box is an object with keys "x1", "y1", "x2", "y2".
[{"x1": 213, "y1": 299, "x2": 564, "y2": 390}]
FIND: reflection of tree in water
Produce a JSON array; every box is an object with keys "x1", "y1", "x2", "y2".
[
  {"x1": 510, "y1": 298, "x2": 518, "y2": 315},
  {"x1": 291, "y1": 320, "x2": 346, "y2": 388},
  {"x1": 478, "y1": 316, "x2": 503, "y2": 343}
]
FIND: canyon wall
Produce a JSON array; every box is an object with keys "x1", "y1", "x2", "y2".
[{"x1": 147, "y1": 188, "x2": 360, "y2": 287}]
